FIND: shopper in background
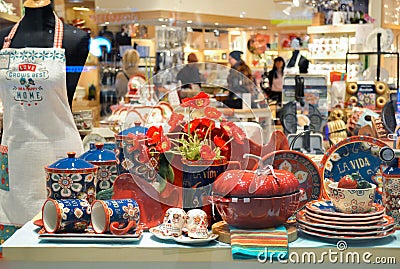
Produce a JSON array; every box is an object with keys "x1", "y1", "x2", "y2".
[
  {"x1": 176, "y1": 53, "x2": 203, "y2": 88},
  {"x1": 286, "y1": 37, "x2": 309, "y2": 74},
  {"x1": 224, "y1": 50, "x2": 255, "y2": 109},
  {"x1": 267, "y1": 56, "x2": 285, "y2": 103},
  {"x1": 115, "y1": 49, "x2": 145, "y2": 102}
]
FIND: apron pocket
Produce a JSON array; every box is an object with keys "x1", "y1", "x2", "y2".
[{"x1": 0, "y1": 145, "x2": 9, "y2": 191}]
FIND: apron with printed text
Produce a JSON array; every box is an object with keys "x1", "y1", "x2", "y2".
[{"x1": 0, "y1": 14, "x2": 83, "y2": 243}]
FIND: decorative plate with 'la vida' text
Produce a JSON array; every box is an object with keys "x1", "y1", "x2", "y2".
[{"x1": 319, "y1": 136, "x2": 389, "y2": 203}]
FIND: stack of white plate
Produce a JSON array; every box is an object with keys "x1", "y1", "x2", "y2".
[{"x1": 296, "y1": 200, "x2": 395, "y2": 241}]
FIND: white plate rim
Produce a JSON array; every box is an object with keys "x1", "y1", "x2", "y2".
[
  {"x1": 302, "y1": 211, "x2": 383, "y2": 226},
  {"x1": 305, "y1": 207, "x2": 384, "y2": 222},
  {"x1": 297, "y1": 211, "x2": 394, "y2": 230},
  {"x1": 299, "y1": 225, "x2": 396, "y2": 241},
  {"x1": 173, "y1": 233, "x2": 219, "y2": 244},
  {"x1": 82, "y1": 132, "x2": 107, "y2": 151},
  {"x1": 297, "y1": 222, "x2": 394, "y2": 236}
]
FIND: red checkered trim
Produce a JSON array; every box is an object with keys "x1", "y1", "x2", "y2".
[
  {"x1": 54, "y1": 15, "x2": 63, "y2": 48},
  {"x1": 2, "y1": 12, "x2": 63, "y2": 49},
  {"x1": 2, "y1": 20, "x2": 20, "y2": 49},
  {"x1": 0, "y1": 145, "x2": 8, "y2": 154}
]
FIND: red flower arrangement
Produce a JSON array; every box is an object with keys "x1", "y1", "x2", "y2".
[{"x1": 145, "y1": 92, "x2": 246, "y2": 161}]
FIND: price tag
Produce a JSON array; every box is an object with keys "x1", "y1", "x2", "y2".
[{"x1": 0, "y1": 53, "x2": 10, "y2": 69}]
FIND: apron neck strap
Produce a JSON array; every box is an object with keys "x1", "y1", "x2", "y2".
[{"x1": 3, "y1": 12, "x2": 63, "y2": 49}]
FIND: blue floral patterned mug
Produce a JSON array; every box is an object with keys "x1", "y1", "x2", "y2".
[
  {"x1": 91, "y1": 199, "x2": 140, "y2": 235},
  {"x1": 42, "y1": 199, "x2": 91, "y2": 233}
]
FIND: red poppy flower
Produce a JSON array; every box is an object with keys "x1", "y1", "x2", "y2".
[
  {"x1": 183, "y1": 118, "x2": 201, "y2": 134},
  {"x1": 147, "y1": 126, "x2": 163, "y2": 145},
  {"x1": 181, "y1": 92, "x2": 210, "y2": 109},
  {"x1": 213, "y1": 136, "x2": 228, "y2": 151},
  {"x1": 204, "y1": 107, "x2": 222, "y2": 119},
  {"x1": 195, "y1": 129, "x2": 206, "y2": 140},
  {"x1": 168, "y1": 112, "x2": 184, "y2": 130},
  {"x1": 199, "y1": 118, "x2": 214, "y2": 129},
  {"x1": 156, "y1": 135, "x2": 171, "y2": 153},
  {"x1": 220, "y1": 121, "x2": 236, "y2": 136},
  {"x1": 200, "y1": 145, "x2": 216, "y2": 160},
  {"x1": 232, "y1": 125, "x2": 246, "y2": 144}
]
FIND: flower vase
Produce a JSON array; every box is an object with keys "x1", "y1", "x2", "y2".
[{"x1": 182, "y1": 158, "x2": 227, "y2": 225}]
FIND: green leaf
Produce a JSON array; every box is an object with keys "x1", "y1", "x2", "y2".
[{"x1": 166, "y1": 165, "x2": 175, "y2": 183}]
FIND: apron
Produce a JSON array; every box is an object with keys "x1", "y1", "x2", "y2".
[{"x1": 0, "y1": 14, "x2": 83, "y2": 235}]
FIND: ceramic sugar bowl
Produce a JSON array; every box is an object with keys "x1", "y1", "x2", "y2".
[
  {"x1": 45, "y1": 152, "x2": 98, "y2": 203},
  {"x1": 80, "y1": 143, "x2": 117, "y2": 198}
]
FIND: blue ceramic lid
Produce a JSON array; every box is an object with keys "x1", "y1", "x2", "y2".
[
  {"x1": 80, "y1": 143, "x2": 116, "y2": 162},
  {"x1": 117, "y1": 122, "x2": 148, "y2": 137},
  {"x1": 47, "y1": 152, "x2": 96, "y2": 170}
]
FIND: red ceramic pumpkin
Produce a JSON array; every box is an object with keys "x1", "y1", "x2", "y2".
[
  {"x1": 213, "y1": 168, "x2": 299, "y2": 198},
  {"x1": 211, "y1": 154, "x2": 302, "y2": 229}
]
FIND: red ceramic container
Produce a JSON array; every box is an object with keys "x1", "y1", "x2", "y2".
[
  {"x1": 211, "y1": 191, "x2": 301, "y2": 229},
  {"x1": 211, "y1": 153, "x2": 302, "y2": 229}
]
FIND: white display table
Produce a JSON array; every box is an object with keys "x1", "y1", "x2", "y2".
[{"x1": 1, "y1": 221, "x2": 400, "y2": 269}]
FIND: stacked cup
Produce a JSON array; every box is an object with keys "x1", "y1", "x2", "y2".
[{"x1": 42, "y1": 198, "x2": 140, "y2": 235}]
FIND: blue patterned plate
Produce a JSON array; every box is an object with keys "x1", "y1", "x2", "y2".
[
  {"x1": 262, "y1": 150, "x2": 322, "y2": 209},
  {"x1": 305, "y1": 200, "x2": 385, "y2": 217},
  {"x1": 319, "y1": 136, "x2": 389, "y2": 203}
]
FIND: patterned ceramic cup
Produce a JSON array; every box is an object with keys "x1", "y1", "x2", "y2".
[
  {"x1": 328, "y1": 182, "x2": 376, "y2": 213},
  {"x1": 42, "y1": 199, "x2": 91, "y2": 233},
  {"x1": 91, "y1": 199, "x2": 140, "y2": 235}
]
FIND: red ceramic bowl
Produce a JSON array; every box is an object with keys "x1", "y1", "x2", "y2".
[{"x1": 210, "y1": 191, "x2": 302, "y2": 229}]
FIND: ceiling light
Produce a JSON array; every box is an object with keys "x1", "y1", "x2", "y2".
[
  {"x1": 214, "y1": 22, "x2": 219, "y2": 26},
  {"x1": 186, "y1": 20, "x2": 192, "y2": 24},
  {"x1": 262, "y1": 26, "x2": 267, "y2": 30},
  {"x1": 72, "y1": 6, "x2": 90, "y2": 11}
]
